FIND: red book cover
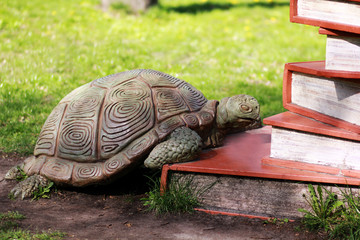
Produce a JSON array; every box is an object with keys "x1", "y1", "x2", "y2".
[
  {"x1": 290, "y1": 0, "x2": 360, "y2": 34},
  {"x1": 282, "y1": 61, "x2": 360, "y2": 133}
]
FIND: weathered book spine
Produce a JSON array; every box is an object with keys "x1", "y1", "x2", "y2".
[
  {"x1": 270, "y1": 127, "x2": 360, "y2": 169},
  {"x1": 290, "y1": 0, "x2": 360, "y2": 34},
  {"x1": 263, "y1": 112, "x2": 360, "y2": 171},
  {"x1": 283, "y1": 61, "x2": 360, "y2": 133},
  {"x1": 319, "y1": 28, "x2": 360, "y2": 71}
]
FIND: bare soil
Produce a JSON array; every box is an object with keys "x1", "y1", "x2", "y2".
[{"x1": 0, "y1": 152, "x2": 326, "y2": 240}]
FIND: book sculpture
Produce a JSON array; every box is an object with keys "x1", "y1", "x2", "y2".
[
  {"x1": 264, "y1": 0, "x2": 360, "y2": 175},
  {"x1": 290, "y1": 0, "x2": 360, "y2": 34},
  {"x1": 158, "y1": 0, "x2": 360, "y2": 219}
]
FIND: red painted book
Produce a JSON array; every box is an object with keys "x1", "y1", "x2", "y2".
[
  {"x1": 318, "y1": 28, "x2": 360, "y2": 72},
  {"x1": 282, "y1": 61, "x2": 360, "y2": 133},
  {"x1": 290, "y1": 0, "x2": 360, "y2": 34},
  {"x1": 263, "y1": 111, "x2": 360, "y2": 172}
]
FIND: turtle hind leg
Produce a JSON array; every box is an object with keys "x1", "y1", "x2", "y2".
[
  {"x1": 6, "y1": 158, "x2": 50, "y2": 199},
  {"x1": 144, "y1": 127, "x2": 202, "y2": 169},
  {"x1": 5, "y1": 155, "x2": 42, "y2": 180},
  {"x1": 10, "y1": 175, "x2": 50, "y2": 199},
  {"x1": 5, "y1": 163, "x2": 25, "y2": 180}
]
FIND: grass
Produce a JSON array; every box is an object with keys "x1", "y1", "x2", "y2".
[
  {"x1": 298, "y1": 184, "x2": 344, "y2": 233},
  {"x1": 0, "y1": 0, "x2": 325, "y2": 154},
  {"x1": 142, "y1": 174, "x2": 216, "y2": 214},
  {"x1": 0, "y1": 211, "x2": 66, "y2": 239},
  {"x1": 299, "y1": 184, "x2": 360, "y2": 239},
  {"x1": 0, "y1": 211, "x2": 25, "y2": 231}
]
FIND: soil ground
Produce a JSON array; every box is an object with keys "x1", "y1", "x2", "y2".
[{"x1": 0, "y1": 152, "x2": 326, "y2": 240}]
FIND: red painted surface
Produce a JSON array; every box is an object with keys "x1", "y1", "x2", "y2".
[
  {"x1": 319, "y1": 28, "x2": 360, "y2": 37},
  {"x1": 194, "y1": 208, "x2": 279, "y2": 221},
  {"x1": 290, "y1": 0, "x2": 360, "y2": 34},
  {"x1": 285, "y1": 61, "x2": 360, "y2": 79},
  {"x1": 262, "y1": 156, "x2": 341, "y2": 175},
  {"x1": 160, "y1": 127, "x2": 360, "y2": 194},
  {"x1": 341, "y1": 169, "x2": 360, "y2": 179},
  {"x1": 282, "y1": 61, "x2": 360, "y2": 134},
  {"x1": 263, "y1": 111, "x2": 360, "y2": 141}
]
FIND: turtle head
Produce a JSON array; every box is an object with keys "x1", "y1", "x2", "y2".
[{"x1": 216, "y1": 94, "x2": 261, "y2": 133}]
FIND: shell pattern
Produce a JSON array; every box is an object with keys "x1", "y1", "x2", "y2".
[{"x1": 25, "y1": 69, "x2": 215, "y2": 186}]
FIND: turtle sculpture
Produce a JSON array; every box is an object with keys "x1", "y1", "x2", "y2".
[{"x1": 6, "y1": 69, "x2": 261, "y2": 199}]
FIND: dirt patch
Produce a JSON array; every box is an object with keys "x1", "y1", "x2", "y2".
[{"x1": 0, "y1": 152, "x2": 325, "y2": 240}]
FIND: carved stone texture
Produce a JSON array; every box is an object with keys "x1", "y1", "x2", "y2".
[
  {"x1": 100, "y1": 79, "x2": 154, "y2": 159},
  {"x1": 27, "y1": 69, "x2": 212, "y2": 186},
  {"x1": 13, "y1": 68, "x2": 261, "y2": 188}
]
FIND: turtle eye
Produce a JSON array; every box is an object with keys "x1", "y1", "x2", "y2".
[{"x1": 240, "y1": 104, "x2": 252, "y2": 113}]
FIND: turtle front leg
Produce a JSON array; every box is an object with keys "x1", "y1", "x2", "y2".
[
  {"x1": 144, "y1": 127, "x2": 202, "y2": 169},
  {"x1": 10, "y1": 175, "x2": 50, "y2": 199}
]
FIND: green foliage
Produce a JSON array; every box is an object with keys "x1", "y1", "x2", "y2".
[
  {"x1": 0, "y1": 211, "x2": 66, "y2": 239},
  {"x1": 264, "y1": 217, "x2": 289, "y2": 225},
  {"x1": 1, "y1": 229, "x2": 66, "y2": 240},
  {"x1": 0, "y1": 211, "x2": 25, "y2": 231},
  {"x1": 8, "y1": 177, "x2": 55, "y2": 200},
  {"x1": 32, "y1": 181, "x2": 55, "y2": 201},
  {"x1": 15, "y1": 166, "x2": 29, "y2": 182},
  {"x1": 330, "y1": 188, "x2": 360, "y2": 239},
  {"x1": 142, "y1": 174, "x2": 216, "y2": 214},
  {"x1": 299, "y1": 184, "x2": 360, "y2": 239},
  {"x1": 0, "y1": 211, "x2": 25, "y2": 221},
  {"x1": 298, "y1": 184, "x2": 344, "y2": 232},
  {"x1": 0, "y1": 0, "x2": 325, "y2": 154},
  {"x1": 110, "y1": 2, "x2": 132, "y2": 13}
]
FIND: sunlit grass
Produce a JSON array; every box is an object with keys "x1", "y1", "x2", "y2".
[{"x1": 0, "y1": 0, "x2": 325, "y2": 154}]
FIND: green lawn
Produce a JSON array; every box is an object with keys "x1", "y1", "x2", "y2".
[
  {"x1": 0, "y1": 0, "x2": 325, "y2": 154},
  {"x1": 0, "y1": 211, "x2": 66, "y2": 239}
]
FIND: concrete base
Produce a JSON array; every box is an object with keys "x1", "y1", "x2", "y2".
[
  {"x1": 161, "y1": 127, "x2": 360, "y2": 219},
  {"x1": 170, "y1": 172, "x2": 349, "y2": 219}
]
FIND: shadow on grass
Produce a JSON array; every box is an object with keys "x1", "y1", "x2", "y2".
[{"x1": 160, "y1": 1, "x2": 289, "y2": 14}]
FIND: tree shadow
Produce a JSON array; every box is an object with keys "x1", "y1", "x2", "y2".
[{"x1": 160, "y1": 1, "x2": 289, "y2": 14}]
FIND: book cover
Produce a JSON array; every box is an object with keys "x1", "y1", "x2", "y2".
[
  {"x1": 319, "y1": 28, "x2": 360, "y2": 71},
  {"x1": 264, "y1": 111, "x2": 360, "y2": 170},
  {"x1": 290, "y1": 0, "x2": 360, "y2": 34},
  {"x1": 283, "y1": 61, "x2": 360, "y2": 133}
]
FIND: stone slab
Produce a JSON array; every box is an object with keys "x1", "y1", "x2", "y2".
[{"x1": 169, "y1": 172, "x2": 354, "y2": 219}]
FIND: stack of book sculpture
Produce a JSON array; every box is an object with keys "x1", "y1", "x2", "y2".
[
  {"x1": 160, "y1": 0, "x2": 360, "y2": 218},
  {"x1": 263, "y1": 0, "x2": 360, "y2": 175}
]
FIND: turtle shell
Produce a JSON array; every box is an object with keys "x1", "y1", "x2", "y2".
[{"x1": 24, "y1": 70, "x2": 216, "y2": 186}]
